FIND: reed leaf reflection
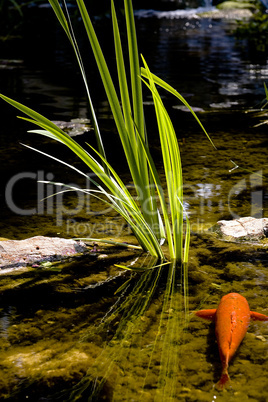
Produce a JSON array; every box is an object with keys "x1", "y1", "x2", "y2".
[{"x1": 59, "y1": 259, "x2": 190, "y2": 401}]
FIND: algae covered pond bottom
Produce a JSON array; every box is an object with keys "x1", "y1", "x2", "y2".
[{"x1": 0, "y1": 234, "x2": 267, "y2": 401}]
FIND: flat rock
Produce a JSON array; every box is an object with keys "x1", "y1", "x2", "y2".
[
  {"x1": 0, "y1": 236, "x2": 88, "y2": 270},
  {"x1": 211, "y1": 217, "x2": 268, "y2": 242}
]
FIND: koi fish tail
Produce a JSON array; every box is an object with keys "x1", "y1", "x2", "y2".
[{"x1": 215, "y1": 368, "x2": 230, "y2": 391}]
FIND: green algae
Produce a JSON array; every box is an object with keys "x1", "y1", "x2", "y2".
[
  {"x1": 216, "y1": 1, "x2": 256, "y2": 10},
  {"x1": 0, "y1": 234, "x2": 267, "y2": 400}
]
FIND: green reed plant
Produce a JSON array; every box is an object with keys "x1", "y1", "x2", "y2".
[{"x1": 0, "y1": 0, "x2": 214, "y2": 263}]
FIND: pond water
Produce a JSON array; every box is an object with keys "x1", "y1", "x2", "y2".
[{"x1": 0, "y1": 4, "x2": 268, "y2": 401}]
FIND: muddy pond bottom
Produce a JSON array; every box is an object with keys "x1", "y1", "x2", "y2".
[{"x1": 0, "y1": 233, "x2": 267, "y2": 401}]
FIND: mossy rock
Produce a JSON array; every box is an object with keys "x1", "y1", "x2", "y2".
[{"x1": 217, "y1": 1, "x2": 256, "y2": 9}]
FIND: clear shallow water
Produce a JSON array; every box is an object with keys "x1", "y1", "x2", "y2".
[
  {"x1": 0, "y1": 6, "x2": 268, "y2": 401},
  {"x1": 136, "y1": 9, "x2": 268, "y2": 110}
]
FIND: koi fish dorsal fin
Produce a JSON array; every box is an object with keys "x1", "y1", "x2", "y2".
[
  {"x1": 195, "y1": 309, "x2": 217, "y2": 321},
  {"x1": 250, "y1": 311, "x2": 268, "y2": 321}
]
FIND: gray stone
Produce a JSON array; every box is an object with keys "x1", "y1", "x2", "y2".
[
  {"x1": 0, "y1": 236, "x2": 88, "y2": 270},
  {"x1": 211, "y1": 217, "x2": 268, "y2": 242}
]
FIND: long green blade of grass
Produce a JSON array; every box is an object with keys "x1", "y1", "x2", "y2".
[
  {"x1": 75, "y1": 0, "x2": 162, "y2": 240},
  {"x1": 48, "y1": 0, "x2": 107, "y2": 165},
  {"x1": 124, "y1": 0, "x2": 144, "y2": 140},
  {"x1": 111, "y1": 0, "x2": 162, "y2": 239},
  {"x1": 141, "y1": 67, "x2": 216, "y2": 150},
  {"x1": 130, "y1": 123, "x2": 175, "y2": 258},
  {"x1": 141, "y1": 57, "x2": 185, "y2": 260},
  {"x1": 75, "y1": 0, "x2": 133, "y2": 160},
  {"x1": 124, "y1": 0, "x2": 163, "y2": 238}
]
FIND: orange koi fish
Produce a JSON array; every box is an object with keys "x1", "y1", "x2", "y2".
[{"x1": 195, "y1": 292, "x2": 268, "y2": 390}]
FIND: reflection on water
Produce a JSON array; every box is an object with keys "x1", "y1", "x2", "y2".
[
  {"x1": 136, "y1": 10, "x2": 268, "y2": 110},
  {"x1": 0, "y1": 306, "x2": 16, "y2": 339},
  {"x1": 65, "y1": 260, "x2": 188, "y2": 402}
]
